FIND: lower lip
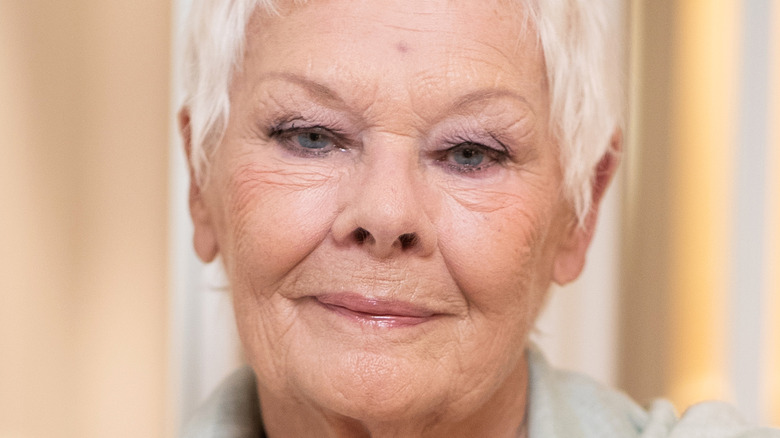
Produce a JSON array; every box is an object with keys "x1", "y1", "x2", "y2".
[{"x1": 315, "y1": 301, "x2": 435, "y2": 328}]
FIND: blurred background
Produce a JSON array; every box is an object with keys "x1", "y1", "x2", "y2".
[{"x1": 1, "y1": 0, "x2": 778, "y2": 436}]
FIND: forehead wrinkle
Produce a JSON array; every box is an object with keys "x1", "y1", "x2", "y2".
[
  {"x1": 248, "y1": 71, "x2": 381, "y2": 128},
  {"x1": 411, "y1": 87, "x2": 536, "y2": 133},
  {"x1": 247, "y1": 0, "x2": 541, "y2": 134},
  {"x1": 379, "y1": 23, "x2": 442, "y2": 34},
  {"x1": 452, "y1": 89, "x2": 531, "y2": 113},
  {"x1": 256, "y1": 72, "x2": 347, "y2": 110}
]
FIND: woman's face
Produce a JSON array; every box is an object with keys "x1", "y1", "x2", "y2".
[{"x1": 189, "y1": 0, "x2": 590, "y2": 428}]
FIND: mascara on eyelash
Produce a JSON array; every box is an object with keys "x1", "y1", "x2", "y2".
[
  {"x1": 268, "y1": 119, "x2": 349, "y2": 139},
  {"x1": 266, "y1": 121, "x2": 355, "y2": 159},
  {"x1": 448, "y1": 130, "x2": 511, "y2": 154}
]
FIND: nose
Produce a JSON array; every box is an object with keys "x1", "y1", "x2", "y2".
[{"x1": 332, "y1": 143, "x2": 436, "y2": 259}]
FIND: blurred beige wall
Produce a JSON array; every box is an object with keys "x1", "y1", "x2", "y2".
[
  {"x1": 623, "y1": 0, "x2": 780, "y2": 424},
  {"x1": 769, "y1": 0, "x2": 780, "y2": 425},
  {"x1": 0, "y1": 1, "x2": 172, "y2": 437}
]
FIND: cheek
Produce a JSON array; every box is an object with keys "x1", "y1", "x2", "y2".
[
  {"x1": 437, "y1": 183, "x2": 558, "y2": 320},
  {"x1": 216, "y1": 159, "x2": 341, "y2": 290}
]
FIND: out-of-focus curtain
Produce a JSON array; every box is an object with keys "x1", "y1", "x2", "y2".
[
  {"x1": 622, "y1": 0, "x2": 780, "y2": 425},
  {"x1": 0, "y1": 1, "x2": 172, "y2": 437}
]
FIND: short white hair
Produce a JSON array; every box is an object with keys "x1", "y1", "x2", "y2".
[{"x1": 180, "y1": 0, "x2": 624, "y2": 223}]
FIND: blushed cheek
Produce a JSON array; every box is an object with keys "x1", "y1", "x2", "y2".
[{"x1": 218, "y1": 161, "x2": 343, "y2": 292}]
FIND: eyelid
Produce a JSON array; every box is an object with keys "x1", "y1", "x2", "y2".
[
  {"x1": 266, "y1": 109, "x2": 352, "y2": 135},
  {"x1": 445, "y1": 142, "x2": 508, "y2": 161},
  {"x1": 444, "y1": 132, "x2": 510, "y2": 155},
  {"x1": 265, "y1": 117, "x2": 356, "y2": 159},
  {"x1": 431, "y1": 139, "x2": 510, "y2": 177},
  {"x1": 268, "y1": 119, "x2": 351, "y2": 145},
  {"x1": 272, "y1": 124, "x2": 340, "y2": 139}
]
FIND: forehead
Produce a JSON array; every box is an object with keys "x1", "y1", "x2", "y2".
[{"x1": 237, "y1": 0, "x2": 546, "y2": 118}]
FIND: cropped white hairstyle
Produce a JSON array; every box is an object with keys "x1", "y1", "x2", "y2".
[{"x1": 180, "y1": 0, "x2": 624, "y2": 223}]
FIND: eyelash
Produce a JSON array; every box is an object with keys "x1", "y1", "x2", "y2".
[
  {"x1": 435, "y1": 136, "x2": 511, "y2": 175},
  {"x1": 267, "y1": 121, "x2": 349, "y2": 157},
  {"x1": 266, "y1": 119, "x2": 510, "y2": 176}
]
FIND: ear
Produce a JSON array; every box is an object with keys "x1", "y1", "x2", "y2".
[
  {"x1": 179, "y1": 108, "x2": 219, "y2": 263},
  {"x1": 552, "y1": 130, "x2": 622, "y2": 285}
]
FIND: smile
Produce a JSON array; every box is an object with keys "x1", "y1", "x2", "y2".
[{"x1": 313, "y1": 293, "x2": 439, "y2": 328}]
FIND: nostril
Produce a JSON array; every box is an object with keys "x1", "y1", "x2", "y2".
[
  {"x1": 350, "y1": 228, "x2": 419, "y2": 251},
  {"x1": 398, "y1": 233, "x2": 418, "y2": 249},
  {"x1": 353, "y1": 227, "x2": 371, "y2": 243}
]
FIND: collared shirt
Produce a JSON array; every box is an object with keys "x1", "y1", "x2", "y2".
[{"x1": 182, "y1": 347, "x2": 780, "y2": 437}]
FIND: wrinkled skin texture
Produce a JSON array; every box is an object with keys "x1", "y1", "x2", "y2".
[{"x1": 183, "y1": 0, "x2": 614, "y2": 437}]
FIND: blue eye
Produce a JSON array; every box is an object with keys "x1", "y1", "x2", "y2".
[
  {"x1": 297, "y1": 132, "x2": 333, "y2": 150},
  {"x1": 448, "y1": 144, "x2": 485, "y2": 167},
  {"x1": 267, "y1": 122, "x2": 345, "y2": 157},
  {"x1": 436, "y1": 140, "x2": 509, "y2": 175}
]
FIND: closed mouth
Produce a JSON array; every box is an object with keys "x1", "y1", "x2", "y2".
[{"x1": 313, "y1": 293, "x2": 439, "y2": 327}]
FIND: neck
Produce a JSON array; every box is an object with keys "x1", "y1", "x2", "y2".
[{"x1": 258, "y1": 352, "x2": 529, "y2": 438}]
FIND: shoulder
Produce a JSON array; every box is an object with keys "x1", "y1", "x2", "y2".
[
  {"x1": 662, "y1": 401, "x2": 780, "y2": 438},
  {"x1": 181, "y1": 367, "x2": 265, "y2": 438},
  {"x1": 526, "y1": 346, "x2": 780, "y2": 438}
]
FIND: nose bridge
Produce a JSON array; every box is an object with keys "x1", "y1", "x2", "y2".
[
  {"x1": 359, "y1": 139, "x2": 422, "y2": 237},
  {"x1": 332, "y1": 134, "x2": 436, "y2": 258}
]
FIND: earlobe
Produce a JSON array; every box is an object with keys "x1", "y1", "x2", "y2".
[
  {"x1": 552, "y1": 224, "x2": 591, "y2": 285},
  {"x1": 179, "y1": 108, "x2": 220, "y2": 263},
  {"x1": 552, "y1": 130, "x2": 622, "y2": 285},
  {"x1": 190, "y1": 181, "x2": 220, "y2": 263}
]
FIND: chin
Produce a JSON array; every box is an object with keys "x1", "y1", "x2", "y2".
[
  {"x1": 302, "y1": 351, "x2": 448, "y2": 419},
  {"x1": 274, "y1": 341, "x2": 516, "y2": 428}
]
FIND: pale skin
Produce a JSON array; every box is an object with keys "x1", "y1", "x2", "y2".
[{"x1": 181, "y1": 0, "x2": 619, "y2": 437}]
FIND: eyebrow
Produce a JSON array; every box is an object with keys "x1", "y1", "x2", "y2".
[
  {"x1": 259, "y1": 72, "x2": 532, "y2": 114},
  {"x1": 258, "y1": 72, "x2": 347, "y2": 109},
  {"x1": 451, "y1": 88, "x2": 531, "y2": 112}
]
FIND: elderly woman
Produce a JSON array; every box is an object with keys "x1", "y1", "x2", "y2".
[{"x1": 178, "y1": 0, "x2": 778, "y2": 437}]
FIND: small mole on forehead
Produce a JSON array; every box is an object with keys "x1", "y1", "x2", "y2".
[{"x1": 395, "y1": 41, "x2": 411, "y2": 53}]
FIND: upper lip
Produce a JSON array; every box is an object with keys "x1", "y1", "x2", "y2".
[{"x1": 314, "y1": 293, "x2": 437, "y2": 318}]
